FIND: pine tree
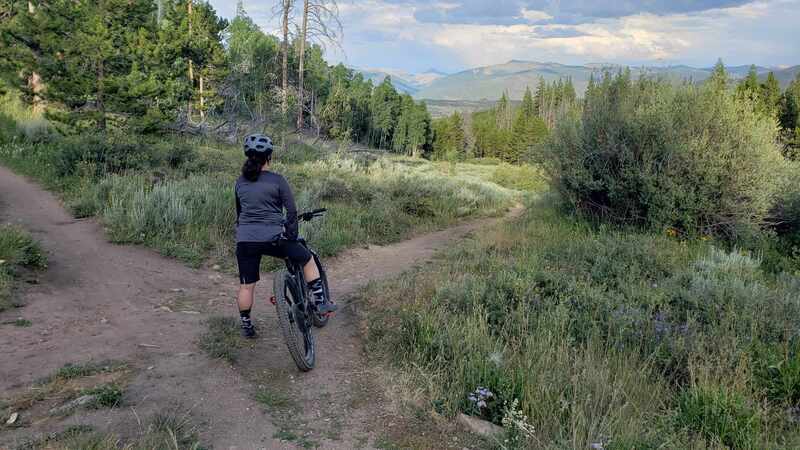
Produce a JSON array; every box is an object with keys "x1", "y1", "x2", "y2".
[
  {"x1": 2, "y1": 0, "x2": 164, "y2": 130},
  {"x1": 512, "y1": 86, "x2": 548, "y2": 163},
  {"x1": 563, "y1": 77, "x2": 576, "y2": 105},
  {"x1": 710, "y1": 58, "x2": 728, "y2": 91},
  {"x1": 780, "y1": 74, "x2": 800, "y2": 131},
  {"x1": 520, "y1": 86, "x2": 535, "y2": 118},
  {"x1": 496, "y1": 91, "x2": 512, "y2": 130},
  {"x1": 156, "y1": 1, "x2": 227, "y2": 124},
  {"x1": 736, "y1": 65, "x2": 760, "y2": 102},
  {"x1": 760, "y1": 72, "x2": 781, "y2": 118},
  {"x1": 533, "y1": 77, "x2": 545, "y2": 116}
]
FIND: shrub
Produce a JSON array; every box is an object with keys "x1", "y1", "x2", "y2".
[
  {"x1": 490, "y1": 163, "x2": 548, "y2": 192},
  {"x1": 55, "y1": 133, "x2": 157, "y2": 177},
  {"x1": 752, "y1": 340, "x2": 800, "y2": 405},
  {"x1": 0, "y1": 225, "x2": 47, "y2": 311},
  {"x1": 772, "y1": 163, "x2": 800, "y2": 249},
  {"x1": 544, "y1": 72, "x2": 785, "y2": 238},
  {"x1": 82, "y1": 384, "x2": 124, "y2": 409},
  {"x1": 0, "y1": 111, "x2": 19, "y2": 143},
  {"x1": 676, "y1": 383, "x2": 762, "y2": 449}
]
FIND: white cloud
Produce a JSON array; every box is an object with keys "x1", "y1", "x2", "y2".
[
  {"x1": 214, "y1": 0, "x2": 800, "y2": 71},
  {"x1": 520, "y1": 9, "x2": 553, "y2": 22}
]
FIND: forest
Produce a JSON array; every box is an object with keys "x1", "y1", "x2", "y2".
[{"x1": 0, "y1": 0, "x2": 435, "y2": 156}]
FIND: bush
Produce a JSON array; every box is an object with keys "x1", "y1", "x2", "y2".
[
  {"x1": 82, "y1": 384, "x2": 124, "y2": 409},
  {"x1": 676, "y1": 383, "x2": 762, "y2": 449},
  {"x1": 0, "y1": 225, "x2": 47, "y2": 311},
  {"x1": 544, "y1": 72, "x2": 785, "y2": 238},
  {"x1": 773, "y1": 164, "x2": 800, "y2": 245},
  {"x1": 0, "y1": 112, "x2": 20, "y2": 143},
  {"x1": 55, "y1": 134, "x2": 156, "y2": 177}
]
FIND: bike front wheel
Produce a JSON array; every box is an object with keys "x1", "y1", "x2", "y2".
[{"x1": 273, "y1": 270, "x2": 315, "y2": 372}]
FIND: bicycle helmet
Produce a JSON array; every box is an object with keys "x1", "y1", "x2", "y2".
[{"x1": 243, "y1": 133, "x2": 274, "y2": 156}]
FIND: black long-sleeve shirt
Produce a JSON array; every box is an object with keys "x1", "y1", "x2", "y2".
[{"x1": 234, "y1": 171, "x2": 299, "y2": 242}]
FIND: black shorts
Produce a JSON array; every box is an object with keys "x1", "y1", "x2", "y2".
[{"x1": 236, "y1": 241, "x2": 312, "y2": 284}]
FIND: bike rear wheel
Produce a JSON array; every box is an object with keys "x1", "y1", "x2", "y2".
[{"x1": 273, "y1": 270, "x2": 315, "y2": 371}]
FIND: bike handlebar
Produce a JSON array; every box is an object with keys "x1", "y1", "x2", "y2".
[{"x1": 299, "y1": 208, "x2": 327, "y2": 222}]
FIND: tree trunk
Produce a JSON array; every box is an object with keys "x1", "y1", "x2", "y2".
[
  {"x1": 156, "y1": 0, "x2": 164, "y2": 24},
  {"x1": 28, "y1": 72, "x2": 43, "y2": 114},
  {"x1": 187, "y1": 0, "x2": 194, "y2": 122},
  {"x1": 199, "y1": 75, "x2": 205, "y2": 121},
  {"x1": 281, "y1": 0, "x2": 291, "y2": 116},
  {"x1": 97, "y1": 59, "x2": 106, "y2": 131},
  {"x1": 296, "y1": 0, "x2": 309, "y2": 130},
  {"x1": 27, "y1": 2, "x2": 43, "y2": 114}
]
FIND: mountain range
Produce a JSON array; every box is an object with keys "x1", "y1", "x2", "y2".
[
  {"x1": 355, "y1": 68, "x2": 448, "y2": 95},
  {"x1": 357, "y1": 61, "x2": 800, "y2": 102}
]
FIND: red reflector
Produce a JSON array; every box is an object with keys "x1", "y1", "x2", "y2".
[{"x1": 269, "y1": 296, "x2": 277, "y2": 305}]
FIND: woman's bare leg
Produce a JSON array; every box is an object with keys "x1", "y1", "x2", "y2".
[
  {"x1": 238, "y1": 283, "x2": 256, "y2": 312},
  {"x1": 303, "y1": 258, "x2": 320, "y2": 281}
]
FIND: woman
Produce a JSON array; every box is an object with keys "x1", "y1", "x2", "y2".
[{"x1": 235, "y1": 133, "x2": 336, "y2": 338}]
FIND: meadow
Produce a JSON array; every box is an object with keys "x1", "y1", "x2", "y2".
[
  {"x1": 359, "y1": 74, "x2": 800, "y2": 449},
  {"x1": 361, "y1": 196, "x2": 800, "y2": 449},
  {"x1": 0, "y1": 105, "x2": 519, "y2": 269}
]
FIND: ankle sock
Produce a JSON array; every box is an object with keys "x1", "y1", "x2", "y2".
[
  {"x1": 307, "y1": 278, "x2": 325, "y2": 302},
  {"x1": 240, "y1": 309, "x2": 253, "y2": 327}
]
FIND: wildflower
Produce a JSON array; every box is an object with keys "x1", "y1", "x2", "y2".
[{"x1": 467, "y1": 387, "x2": 495, "y2": 412}]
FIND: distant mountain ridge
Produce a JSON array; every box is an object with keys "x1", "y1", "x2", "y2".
[
  {"x1": 359, "y1": 61, "x2": 799, "y2": 101},
  {"x1": 354, "y1": 68, "x2": 448, "y2": 95}
]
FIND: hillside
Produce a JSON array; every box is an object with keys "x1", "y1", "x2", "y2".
[
  {"x1": 412, "y1": 60, "x2": 795, "y2": 101},
  {"x1": 355, "y1": 68, "x2": 447, "y2": 95},
  {"x1": 760, "y1": 65, "x2": 800, "y2": 87}
]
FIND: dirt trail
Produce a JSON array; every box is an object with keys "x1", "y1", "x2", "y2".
[{"x1": 0, "y1": 165, "x2": 520, "y2": 449}]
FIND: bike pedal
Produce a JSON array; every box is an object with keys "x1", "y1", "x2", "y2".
[{"x1": 269, "y1": 296, "x2": 277, "y2": 305}]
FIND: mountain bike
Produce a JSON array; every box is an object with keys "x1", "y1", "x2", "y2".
[{"x1": 271, "y1": 208, "x2": 332, "y2": 372}]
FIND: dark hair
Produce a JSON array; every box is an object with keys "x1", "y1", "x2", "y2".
[{"x1": 242, "y1": 152, "x2": 269, "y2": 181}]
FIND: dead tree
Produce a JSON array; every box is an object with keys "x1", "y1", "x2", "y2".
[{"x1": 296, "y1": 0, "x2": 341, "y2": 130}]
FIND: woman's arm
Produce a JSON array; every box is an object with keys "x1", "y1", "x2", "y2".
[
  {"x1": 278, "y1": 176, "x2": 299, "y2": 240},
  {"x1": 235, "y1": 183, "x2": 242, "y2": 226}
]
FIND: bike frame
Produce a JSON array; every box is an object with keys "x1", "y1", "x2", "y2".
[{"x1": 281, "y1": 240, "x2": 326, "y2": 325}]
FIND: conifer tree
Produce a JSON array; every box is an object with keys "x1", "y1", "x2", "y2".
[
  {"x1": 736, "y1": 65, "x2": 760, "y2": 104},
  {"x1": 710, "y1": 58, "x2": 729, "y2": 91},
  {"x1": 760, "y1": 72, "x2": 781, "y2": 118},
  {"x1": 496, "y1": 91, "x2": 512, "y2": 130}
]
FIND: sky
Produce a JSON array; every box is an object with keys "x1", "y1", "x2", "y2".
[{"x1": 208, "y1": 0, "x2": 800, "y2": 74}]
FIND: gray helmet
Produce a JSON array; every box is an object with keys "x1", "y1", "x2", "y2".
[{"x1": 243, "y1": 133, "x2": 274, "y2": 156}]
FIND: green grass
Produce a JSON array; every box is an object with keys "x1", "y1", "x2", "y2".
[
  {"x1": 273, "y1": 428, "x2": 318, "y2": 449},
  {"x1": 0, "y1": 225, "x2": 47, "y2": 311},
  {"x1": 82, "y1": 383, "x2": 124, "y2": 409},
  {"x1": 3, "y1": 317, "x2": 32, "y2": 327},
  {"x1": 16, "y1": 413, "x2": 204, "y2": 450},
  {"x1": 254, "y1": 386, "x2": 295, "y2": 411},
  {"x1": 0, "y1": 134, "x2": 520, "y2": 268},
  {"x1": 38, "y1": 360, "x2": 127, "y2": 385},
  {"x1": 360, "y1": 196, "x2": 800, "y2": 449},
  {"x1": 199, "y1": 316, "x2": 243, "y2": 362}
]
